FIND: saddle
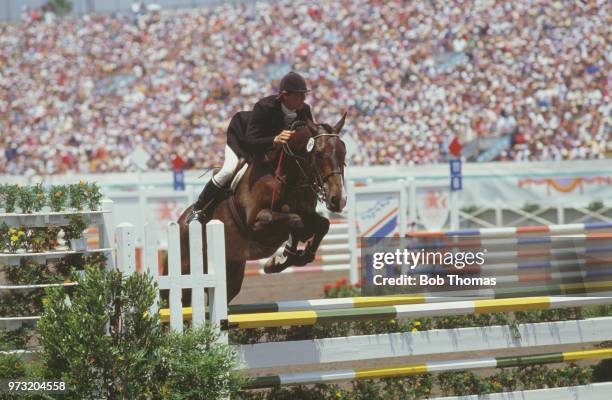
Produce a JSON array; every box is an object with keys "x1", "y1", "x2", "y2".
[{"x1": 228, "y1": 158, "x2": 284, "y2": 249}]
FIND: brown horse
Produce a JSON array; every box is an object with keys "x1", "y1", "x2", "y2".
[{"x1": 177, "y1": 114, "x2": 347, "y2": 303}]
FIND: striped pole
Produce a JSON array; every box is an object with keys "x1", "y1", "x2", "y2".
[
  {"x1": 156, "y1": 280, "x2": 612, "y2": 318},
  {"x1": 229, "y1": 295, "x2": 433, "y2": 314},
  {"x1": 227, "y1": 296, "x2": 612, "y2": 329},
  {"x1": 162, "y1": 278, "x2": 612, "y2": 323},
  {"x1": 406, "y1": 234, "x2": 612, "y2": 251},
  {"x1": 406, "y1": 222, "x2": 612, "y2": 239},
  {"x1": 243, "y1": 347, "x2": 612, "y2": 388}
]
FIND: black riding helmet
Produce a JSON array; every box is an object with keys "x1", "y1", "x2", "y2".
[{"x1": 279, "y1": 71, "x2": 310, "y2": 93}]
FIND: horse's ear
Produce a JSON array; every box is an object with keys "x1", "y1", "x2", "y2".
[{"x1": 334, "y1": 112, "x2": 347, "y2": 133}]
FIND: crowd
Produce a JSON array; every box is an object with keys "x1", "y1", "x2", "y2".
[{"x1": 0, "y1": 0, "x2": 609, "y2": 175}]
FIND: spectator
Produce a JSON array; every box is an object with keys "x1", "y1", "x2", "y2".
[{"x1": 0, "y1": 0, "x2": 609, "y2": 175}]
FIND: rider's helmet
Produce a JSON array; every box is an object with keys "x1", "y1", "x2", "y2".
[{"x1": 279, "y1": 71, "x2": 310, "y2": 93}]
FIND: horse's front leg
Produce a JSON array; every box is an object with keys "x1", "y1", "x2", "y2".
[
  {"x1": 253, "y1": 208, "x2": 303, "y2": 231},
  {"x1": 262, "y1": 231, "x2": 303, "y2": 274},
  {"x1": 295, "y1": 214, "x2": 330, "y2": 265},
  {"x1": 260, "y1": 211, "x2": 312, "y2": 274},
  {"x1": 263, "y1": 214, "x2": 330, "y2": 273}
]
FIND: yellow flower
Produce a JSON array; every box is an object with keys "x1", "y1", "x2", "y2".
[
  {"x1": 414, "y1": 321, "x2": 421, "y2": 326},
  {"x1": 11, "y1": 235, "x2": 18, "y2": 242},
  {"x1": 18, "y1": 231, "x2": 25, "y2": 237},
  {"x1": 412, "y1": 328, "x2": 418, "y2": 332},
  {"x1": 42, "y1": 298, "x2": 50, "y2": 305},
  {"x1": 335, "y1": 390, "x2": 342, "y2": 398},
  {"x1": 9, "y1": 228, "x2": 16, "y2": 234}
]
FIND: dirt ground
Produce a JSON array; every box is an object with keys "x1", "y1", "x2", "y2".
[{"x1": 232, "y1": 270, "x2": 347, "y2": 304}]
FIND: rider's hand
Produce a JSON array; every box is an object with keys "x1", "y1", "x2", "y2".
[{"x1": 273, "y1": 130, "x2": 294, "y2": 146}]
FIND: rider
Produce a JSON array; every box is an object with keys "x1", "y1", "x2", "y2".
[{"x1": 190, "y1": 71, "x2": 315, "y2": 221}]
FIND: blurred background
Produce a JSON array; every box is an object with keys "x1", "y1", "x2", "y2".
[{"x1": 1, "y1": 0, "x2": 609, "y2": 178}]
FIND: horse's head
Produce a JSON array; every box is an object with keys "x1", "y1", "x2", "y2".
[
  {"x1": 282, "y1": 114, "x2": 347, "y2": 212},
  {"x1": 305, "y1": 114, "x2": 347, "y2": 212}
]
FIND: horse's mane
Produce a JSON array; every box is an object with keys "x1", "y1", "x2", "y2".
[
  {"x1": 286, "y1": 126, "x2": 312, "y2": 155},
  {"x1": 318, "y1": 123, "x2": 333, "y2": 133}
]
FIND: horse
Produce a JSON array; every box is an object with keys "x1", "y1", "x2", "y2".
[{"x1": 177, "y1": 114, "x2": 347, "y2": 303}]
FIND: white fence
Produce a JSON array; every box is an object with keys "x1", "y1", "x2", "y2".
[{"x1": 115, "y1": 219, "x2": 228, "y2": 341}]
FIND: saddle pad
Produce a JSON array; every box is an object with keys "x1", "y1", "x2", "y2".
[{"x1": 231, "y1": 163, "x2": 249, "y2": 192}]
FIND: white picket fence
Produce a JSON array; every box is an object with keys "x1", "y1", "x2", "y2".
[{"x1": 115, "y1": 219, "x2": 228, "y2": 343}]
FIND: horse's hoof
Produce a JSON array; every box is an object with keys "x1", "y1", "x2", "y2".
[{"x1": 263, "y1": 255, "x2": 289, "y2": 274}]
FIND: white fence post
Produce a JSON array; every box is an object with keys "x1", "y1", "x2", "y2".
[
  {"x1": 346, "y1": 181, "x2": 359, "y2": 284},
  {"x1": 143, "y1": 222, "x2": 160, "y2": 318},
  {"x1": 398, "y1": 179, "x2": 407, "y2": 238},
  {"x1": 206, "y1": 220, "x2": 228, "y2": 344},
  {"x1": 557, "y1": 200, "x2": 565, "y2": 224},
  {"x1": 408, "y1": 178, "x2": 417, "y2": 230},
  {"x1": 495, "y1": 198, "x2": 503, "y2": 227},
  {"x1": 100, "y1": 199, "x2": 115, "y2": 268},
  {"x1": 167, "y1": 221, "x2": 183, "y2": 333},
  {"x1": 115, "y1": 223, "x2": 136, "y2": 274},
  {"x1": 189, "y1": 220, "x2": 205, "y2": 328},
  {"x1": 449, "y1": 185, "x2": 459, "y2": 230}
]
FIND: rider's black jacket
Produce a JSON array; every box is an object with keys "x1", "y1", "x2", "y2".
[{"x1": 226, "y1": 95, "x2": 313, "y2": 161}]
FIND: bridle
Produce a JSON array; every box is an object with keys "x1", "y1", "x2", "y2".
[{"x1": 279, "y1": 127, "x2": 345, "y2": 204}]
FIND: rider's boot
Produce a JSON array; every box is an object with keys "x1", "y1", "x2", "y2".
[{"x1": 187, "y1": 179, "x2": 225, "y2": 224}]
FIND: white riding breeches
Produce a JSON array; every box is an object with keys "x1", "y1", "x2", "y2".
[{"x1": 212, "y1": 145, "x2": 240, "y2": 188}]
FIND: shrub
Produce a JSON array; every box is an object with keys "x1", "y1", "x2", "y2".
[
  {"x1": 38, "y1": 262, "x2": 241, "y2": 399},
  {"x1": 163, "y1": 326, "x2": 245, "y2": 400}
]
